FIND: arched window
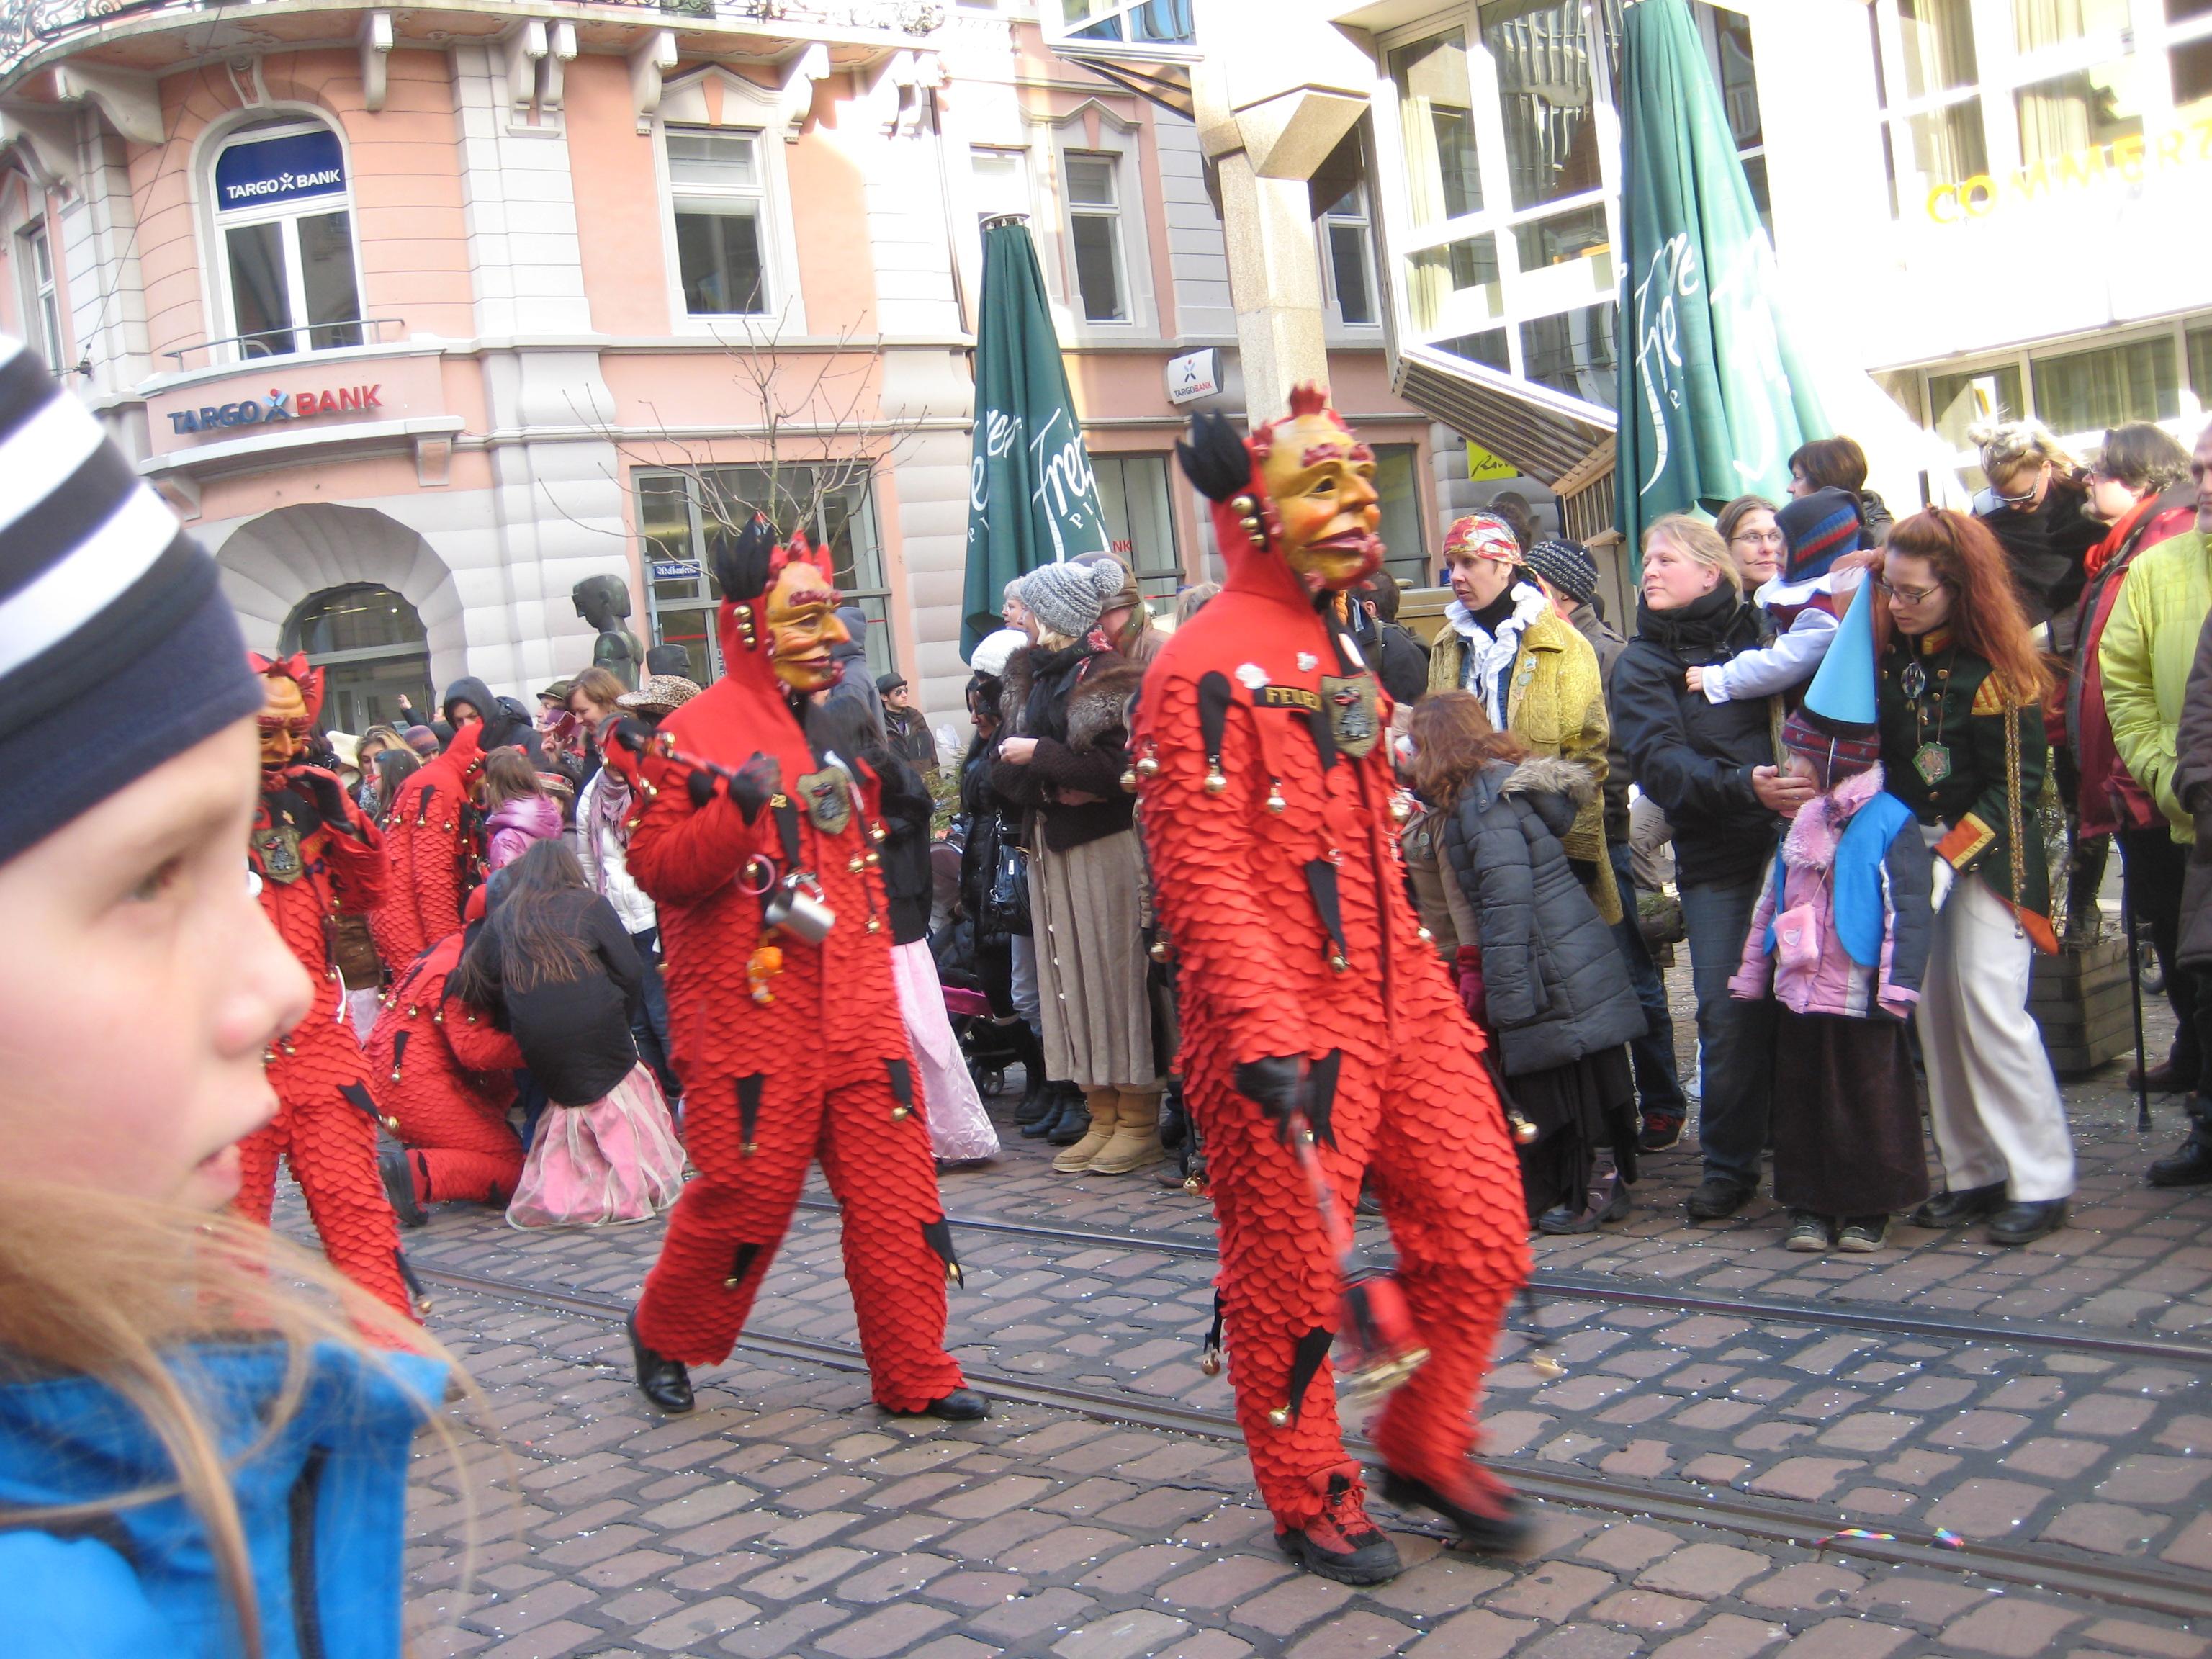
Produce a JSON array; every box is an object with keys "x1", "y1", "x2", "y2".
[
  {"x1": 210, "y1": 120, "x2": 365, "y2": 359},
  {"x1": 282, "y1": 584, "x2": 430, "y2": 734}
]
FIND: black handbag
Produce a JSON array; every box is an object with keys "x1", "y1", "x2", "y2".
[{"x1": 983, "y1": 841, "x2": 1032, "y2": 940}]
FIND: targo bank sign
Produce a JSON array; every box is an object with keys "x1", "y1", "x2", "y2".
[{"x1": 168, "y1": 383, "x2": 383, "y2": 434}]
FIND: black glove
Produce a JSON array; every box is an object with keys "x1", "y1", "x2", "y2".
[
  {"x1": 608, "y1": 716, "x2": 655, "y2": 757},
  {"x1": 1233, "y1": 1055, "x2": 1303, "y2": 1143},
  {"x1": 289, "y1": 768, "x2": 359, "y2": 838},
  {"x1": 685, "y1": 768, "x2": 721, "y2": 811},
  {"x1": 730, "y1": 752, "x2": 780, "y2": 824}
]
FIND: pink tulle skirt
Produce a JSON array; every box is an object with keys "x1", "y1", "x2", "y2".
[
  {"x1": 507, "y1": 1064, "x2": 688, "y2": 1228},
  {"x1": 891, "y1": 940, "x2": 1000, "y2": 1164}
]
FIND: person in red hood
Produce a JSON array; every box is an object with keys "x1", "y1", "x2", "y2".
[
  {"x1": 608, "y1": 518, "x2": 979, "y2": 1423},
  {"x1": 1133, "y1": 388, "x2": 1529, "y2": 1585},
  {"x1": 372, "y1": 716, "x2": 486, "y2": 969},
  {"x1": 367, "y1": 884, "x2": 526, "y2": 1223},
  {"x1": 238, "y1": 655, "x2": 418, "y2": 1320}
]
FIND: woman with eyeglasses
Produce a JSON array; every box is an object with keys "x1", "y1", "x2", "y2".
[
  {"x1": 1969, "y1": 420, "x2": 2102, "y2": 632},
  {"x1": 1874, "y1": 510, "x2": 2071, "y2": 1248}
]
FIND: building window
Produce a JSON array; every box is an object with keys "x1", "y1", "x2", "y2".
[
  {"x1": 211, "y1": 123, "x2": 364, "y2": 359},
  {"x1": 1053, "y1": 0, "x2": 1196, "y2": 51},
  {"x1": 1092, "y1": 454, "x2": 1182, "y2": 600},
  {"x1": 1321, "y1": 184, "x2": 1379, "y2": 327},
  {"x1": 17, "y1": 220, "x2": 61, "y2": 372},
  {"x1": 639, "y1": 464, "x2": 891, "y2": 683},
  {"x1": 1871, "y1": 0, "x2": 2212, "y2": 221},
  {"x1": 280, "y1": 584, "x2": 430, "y2": 734},
  {"x1": 1065, "y1": 153, "x2": 1128, "y2": 323},
  {"x1": 1372, "y1": 444, "x2": 1426, "y2": 592},
  {"x1": 667, "y1": 129, "x2": 771, "y2": 318},
  {"x1": 1379, "y1": 1, "x2": 1653, "y2": 415}
]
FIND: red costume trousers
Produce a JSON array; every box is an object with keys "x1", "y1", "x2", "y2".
[
  {"x1": 1187, "y1": 1015, "x2": 1528, "y2": 1529},
  {"x1": 634, "y1": 1058, "x2": 963, "y2": 1412},
  {"x1": 391, "y1": 1094, "x2": 521, "y2": 1208},
  {"x1": 238, "y1": 1010, "x2": 414, "y2": 1321}
]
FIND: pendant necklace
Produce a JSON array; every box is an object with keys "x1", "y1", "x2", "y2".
[{"x1": 1905, "y1": 644, "x2": 1953, "y2": 786}]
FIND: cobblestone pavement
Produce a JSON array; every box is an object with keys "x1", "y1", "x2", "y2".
[{"x1": 279, "y1": 966, "x2": 2212, "y2": 1658}]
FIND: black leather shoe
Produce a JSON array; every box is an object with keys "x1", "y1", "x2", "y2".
[
  {"x1": 628, "y1": 1313, "x2": 694, "y2": 1413},
  {"x1": 379, "y1": 1143, "x2": 426, "y2": 1229},
  {"x1": 1907, "y1": 1182, "x2": 2008, "y2": 1228},
  {"x1": 1684, "y1": 1177, "x2": 1754, "y2": 1220},
  {"x1": 1380, "y1": 1466, "x2": 1536, "y2": 1557},
  {"x1": 1012, "y1": 1073, "x2": 1052, "y2": 1127},
  {"x1": 1046, "y1": 1085, "x2": 1090, "y2": 1146},
  {"x1": 1986, "y1": 1199, "x2": 2067, "y2": 1246},
  {"x1": 889, "y1": 1388, "x2": 990, "y2": 1421},
  {"x1": 2149, "y1": 1138, "x2": 2212, "y2": 1187}
]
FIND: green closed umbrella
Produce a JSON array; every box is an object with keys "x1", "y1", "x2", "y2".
[
  {"x1": 961, "y1": 217, "x2": 1110, "y2": 657},
  {"x1": 1615, "y1": 0, "x2": 1825, "y2": 570}
]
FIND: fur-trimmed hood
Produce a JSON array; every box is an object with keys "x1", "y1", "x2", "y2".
[
  {"x1": 1067, "y1": 657, "x2": 1144, "y2": 750},
  {"x1": 1495, "y1": 754, "x2": 1596, "y2": 840}
]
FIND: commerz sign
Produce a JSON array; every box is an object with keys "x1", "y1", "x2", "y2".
[
  {"x1": 1925, "y1": 118, "x2": 2212, "y2": 223},
  {"x1": 168, "y1": 384, "x2": 383, "y2": 434}
]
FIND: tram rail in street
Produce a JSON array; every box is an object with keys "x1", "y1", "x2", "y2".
[
  {"x1": 417, "y1": 1262, "x2": 2212, "y2": 1624},
  {"x1": 788, "y1": 1194, "x2": 2212, "y2": 1369}
]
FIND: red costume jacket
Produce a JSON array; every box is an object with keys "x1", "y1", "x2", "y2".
[
  {"x1": 372, "y1": 721, "x2": 484, "y2": 971},
  {"x1": 366, "y1": 925, "x2": 524, "y2": 1209},
  {"x1": 1133, "y1": 411, "x2": 1526, "y2": 1532},
  {"x1": 242, "y1": 766, "x2": 415, "y2": 1320}
]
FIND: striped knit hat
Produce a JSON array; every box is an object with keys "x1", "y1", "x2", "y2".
[
  {"x1": 0, "y1": 336, "x2": 262, "y2": 865},
  {"x1": 1775, "y1": 486, "x2": 1863, "y2": 585}
]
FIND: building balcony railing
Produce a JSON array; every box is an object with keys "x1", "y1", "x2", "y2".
[{"x1": 0, "y1": 0, "x2": 949, "y2": 81}]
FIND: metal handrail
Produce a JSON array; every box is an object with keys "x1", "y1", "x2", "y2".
[{"x1": 161, "y1": 316, "x2": 410, "y2": 371}]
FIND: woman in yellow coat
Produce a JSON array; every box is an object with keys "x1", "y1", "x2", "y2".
[{"x1": 1426, "y1": 514, "x2": 1619, "y2": 922}]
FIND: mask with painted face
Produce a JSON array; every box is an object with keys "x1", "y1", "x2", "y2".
[
  {"x1": 248, "y1": 652, "x2": 323, "y2": 770},
  {"x1": 765, "y1": 560, "x2": 850, "y2": 695},
  {"x1": 1251, "y1": 387, "x2": 1385, "y2": 593}
]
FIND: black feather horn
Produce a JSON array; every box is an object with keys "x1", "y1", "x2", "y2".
[
  {"x1": 709, "y1": 513, "x2": 779, "y2": 603},
  {"x1": 1176, "y1": 412, "x2": 1252, "y2": 503}
]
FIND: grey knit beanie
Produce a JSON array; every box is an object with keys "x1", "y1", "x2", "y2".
[{"x1": 1015, "y1": 559, "x2": 1125, "y2": 641}]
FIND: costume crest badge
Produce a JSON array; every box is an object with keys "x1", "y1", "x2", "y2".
[
  {"x1": 795, "y1": 768, "x2": 854, "y2": 836},
  {"x1": 256, "y1": 824, "x2": 305, "y2": 884},
  {"x1": 1321, "y1": 673, "x2": 1381, "y2": 758}
]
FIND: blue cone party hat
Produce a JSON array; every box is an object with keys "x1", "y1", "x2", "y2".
[{"x1": 1803, "y1": 574, "x2": 1878, "y2": 732}]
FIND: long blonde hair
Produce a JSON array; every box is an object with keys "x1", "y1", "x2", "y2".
[
  {"x1": 1971, "y1": 418, "x2": 2076, "y2": 485},
  {"x1": 0, "y1": 1184, "x2": 473, "y2": 1658}
]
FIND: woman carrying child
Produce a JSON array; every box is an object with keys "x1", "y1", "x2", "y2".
[{"x1": 1729, "y1": 581, "x2": 1935, "y2": 1253}]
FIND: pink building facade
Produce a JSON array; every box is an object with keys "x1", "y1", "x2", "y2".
[{"x1": 0, "y1": 0, "x2": 1461, "y2": 731}]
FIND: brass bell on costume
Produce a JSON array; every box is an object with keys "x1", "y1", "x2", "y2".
[
  {"x1": 1136, "y1": 752, "x2": 1160, "y2": 778},
  {"x1": 1265, "y1": 781, "x2": 1286, "y2": 814},
  {"x1": 1120, "y1": 768, "x2": 1138, "y2": 793},
  {"x1": 891, "y1": 1105, "x2": 910, "y2": 1121},
  {"x1": 1266, "y1": 1406, "x2": 1292, "y2": 1428},
  {"x1": 1509, "y1": 1111, "x2": 1538, "y2": 1146},
  {"x1": 1204, "y1": 766, "x2": 1228, "y2": 796},
  {"x1": 1531, "y1": 1352, "x2": 1566, "y2": 1380},
  {"x1": 1416, "y1": 926, "x2": 1434, "y2": 944},
  {"x1": 1199, "y1": 1346, "x2": 1223, "y2": 1377},
  {"x1": 1148, "y1": 938, "x2": 1172, "y2": 963},
  {"x1": 1390, "y1": 796, "x2": 1412, "y2": 825}
]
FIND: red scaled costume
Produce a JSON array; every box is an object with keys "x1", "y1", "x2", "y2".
[
  {"x1": 239, "y1": 655, "x2": 416, "y2": 1321},
  {"x1": 613, "y1": 521, "x2": 966, "y2": 1414},
  {"x1": 1133, "y1": 390, "x2": 1527, "y2": 1573},
  {"x1": 366, "y1": 896, "x2": 525, "y2": 1211},
  {"x1": 370, "y1": 719, "x2": 485, "y2": 971}
]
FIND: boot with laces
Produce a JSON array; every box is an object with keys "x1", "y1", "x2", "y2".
[{"x1": 1276, "y1": 1468, "x2": 1402, "y2": 1585}]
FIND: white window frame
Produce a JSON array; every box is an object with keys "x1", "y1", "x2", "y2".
[
  {"x1": 1033, "y1": 103, "x2": 1158, "y2": 341},
  {"x1": 1319, "y1": 181, "x2": 1382, "y2": 335},
  {"x1": 1045, "y1": 0, "x2": 1200, "y2": 63},
  {"x1": 664, "y1": 127, "x2": 775, "y2": 322},
  {"x1": 202, "y1": 118, "x2": 367, "y2": 364},
  {"x1": 652, "y1": 68, "x2": 809, "y2": 337},
  {"x1": 1869, "y1": 0, "x2": 2212, "y2": 225},
  {"x1": 1370, "y1": 0, "x2": 1638, "y2": 410},
  {"x1": 1064, "y1": 150, "x2": 1131, "y2": 325},
  {"x1": 1904, "y1": 307, "x2": 2212, "y2": 483},
  {"x1": 17, "y1": 217, "x2": 62, "y2": 373}
]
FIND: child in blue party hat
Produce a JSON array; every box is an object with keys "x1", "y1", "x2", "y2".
[{"x1": 1729, "y1": 577, "x2": 1936, "y2": 1253}]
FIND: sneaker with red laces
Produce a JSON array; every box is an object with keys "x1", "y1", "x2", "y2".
[
  {"x1": 1277, "y1": 1470, "x2": 1402, "y2": 1585},
  {"x1": 1380, "y1": 1459, "x2": 1535, "y2": 1556}
]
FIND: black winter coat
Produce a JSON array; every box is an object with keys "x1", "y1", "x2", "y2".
[
  {"x1": 1611, "y1": 590, "x2": 1782, "y2": 888},
  {"x1": 868, "y1": 747, "x2": 935, "y2": 946},
  {"x1": 467, "y1": 887, "x2": 642, "y2": 1106},
  {"x1": 1442, "y1": 757, "x2": 1646, "y2": 1076},
  {"x1": 992, "y1": 642, "x2": 1143, "y2": 853}
]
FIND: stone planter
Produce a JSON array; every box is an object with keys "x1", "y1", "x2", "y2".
[{"x1": 2031, "y1": 936, "x2": 2134, "y2": 1078}]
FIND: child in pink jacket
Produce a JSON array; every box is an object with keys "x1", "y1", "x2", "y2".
[
  {"x1": 482, "y1": 749, "x2": 562, "y2": 871},
  {"x1": 1730, "y1": 581, "x2": 1935, "y2": 1254}
]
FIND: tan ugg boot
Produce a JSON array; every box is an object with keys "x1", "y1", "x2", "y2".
[
  {"x1": 1087, "y1": 1089, "x2": 1166, "y2": 1175},
  {"x1": 1052, "y1": 1089, "x2": 1119, "y2": 1172}
]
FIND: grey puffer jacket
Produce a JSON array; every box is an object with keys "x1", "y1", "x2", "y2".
[{"x1": 1442, "y1": 755, "x2": 1647, "y2": 1076}]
